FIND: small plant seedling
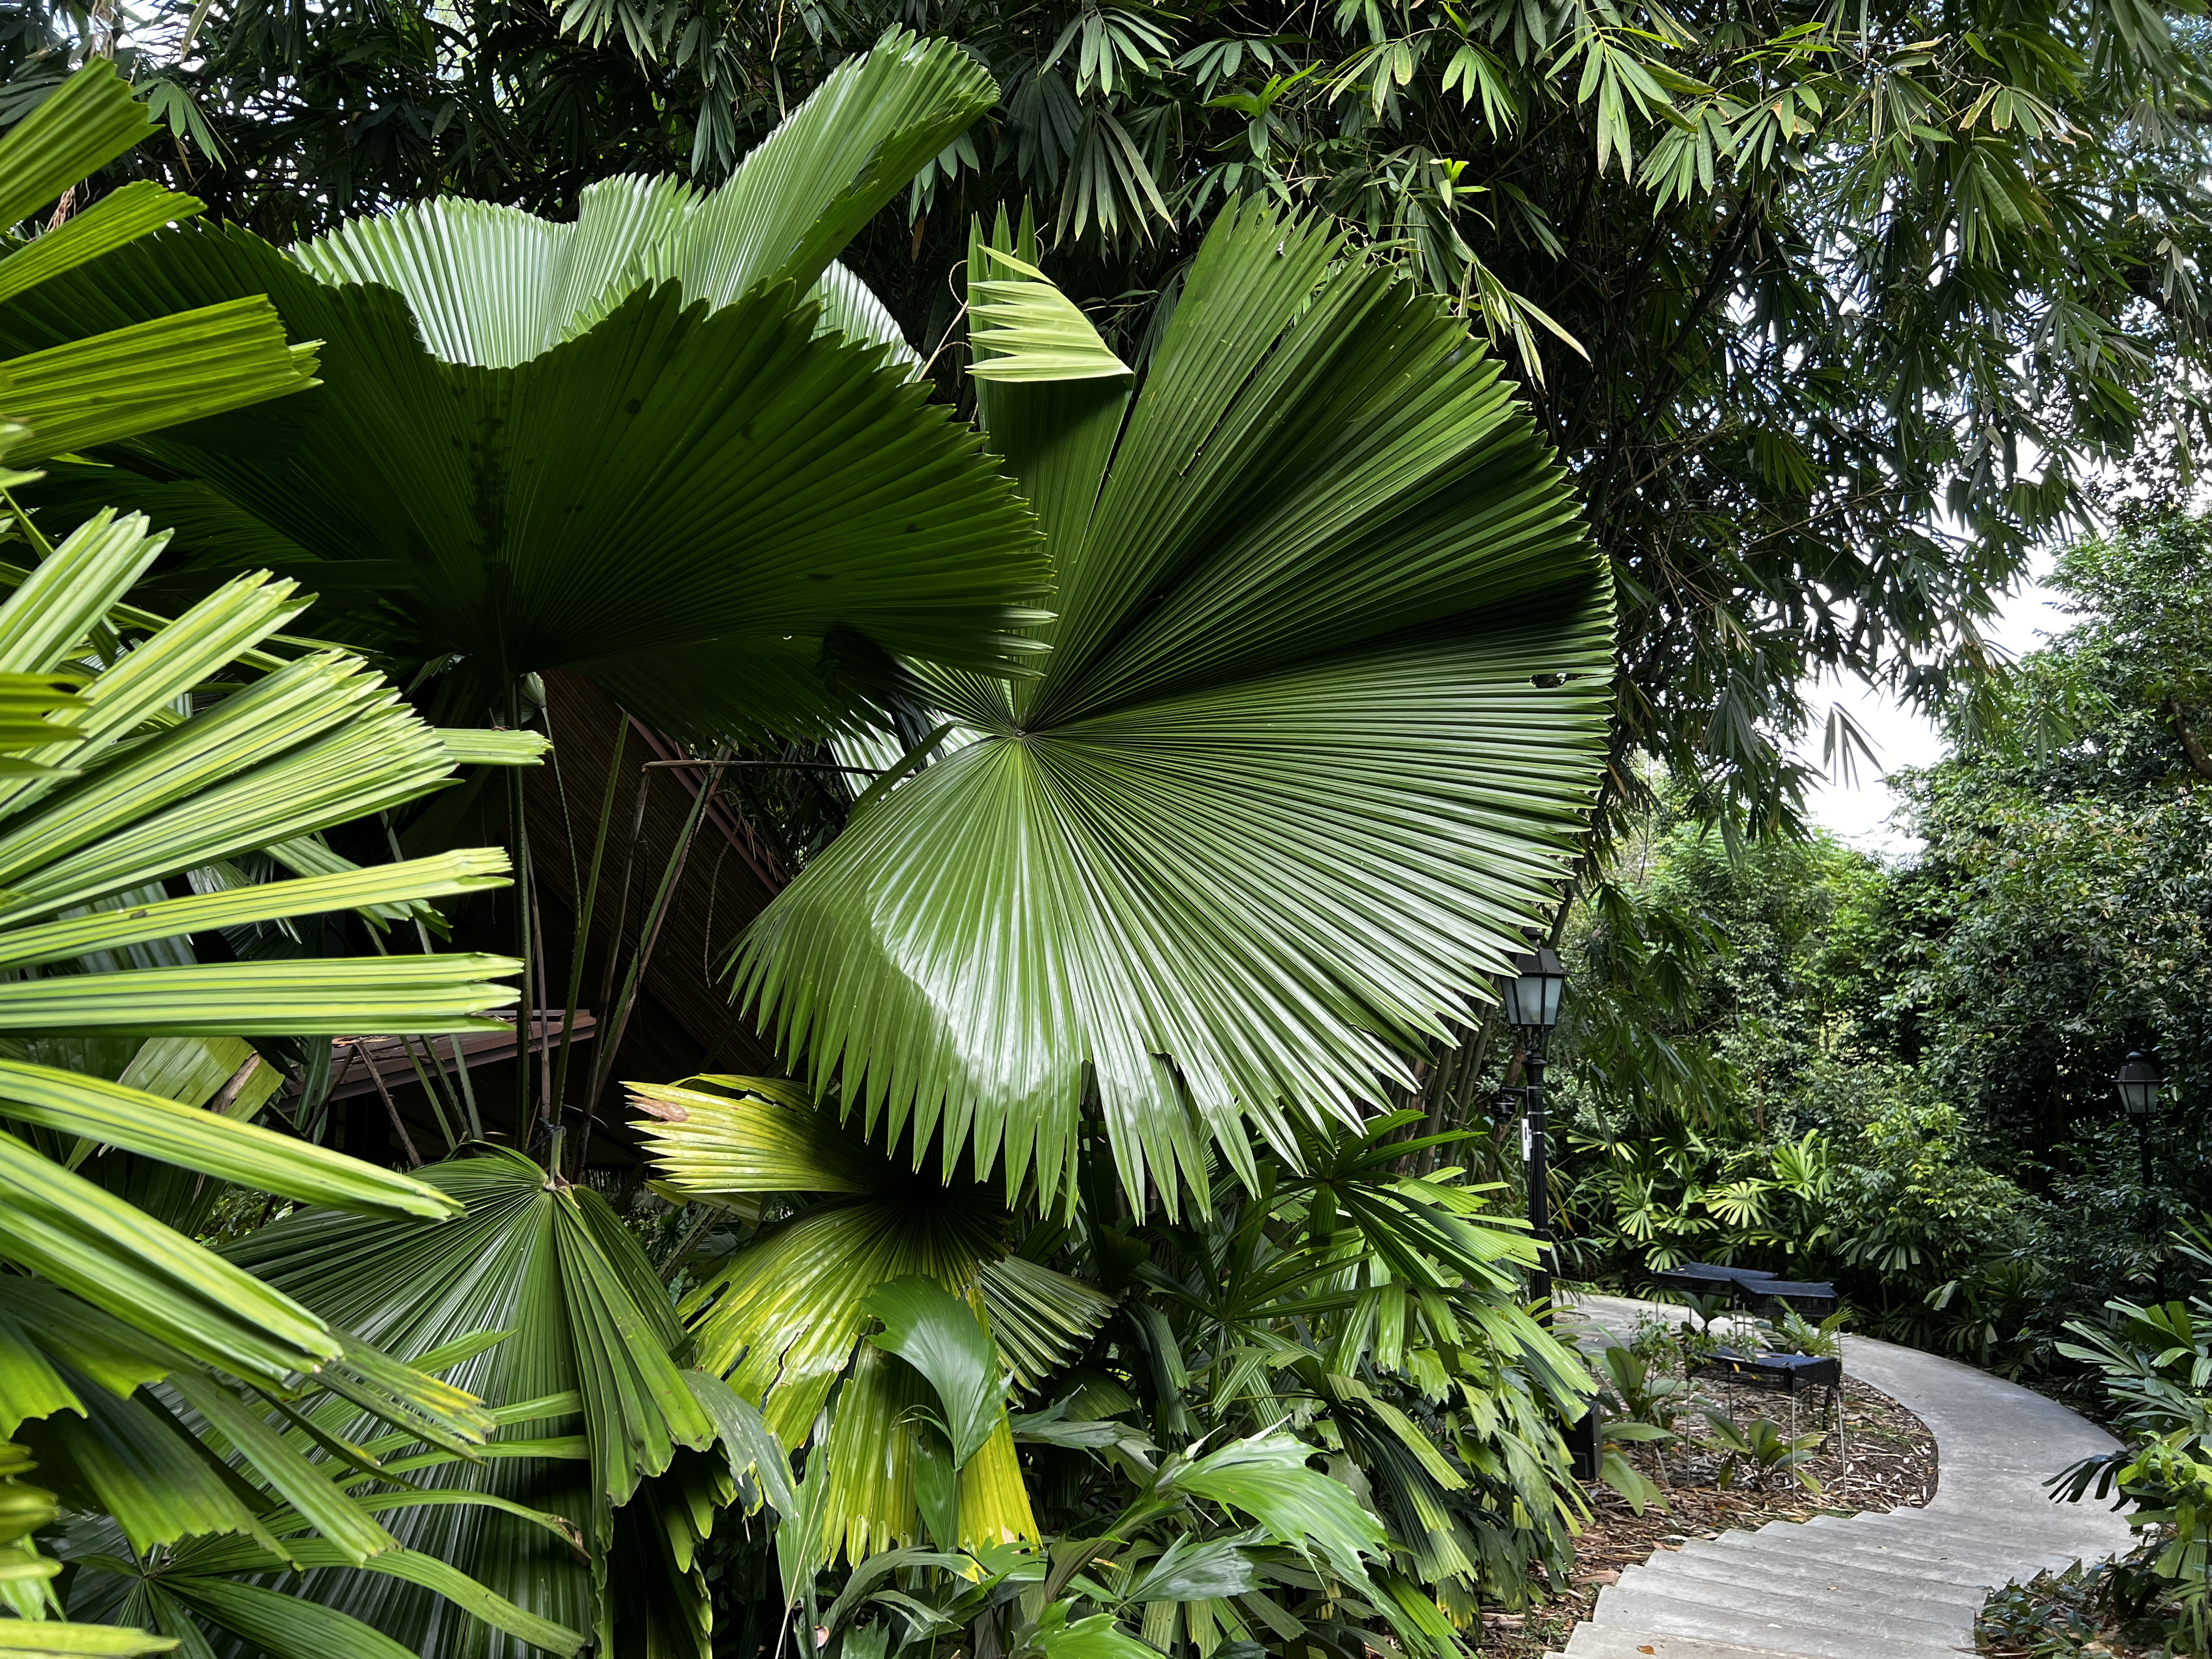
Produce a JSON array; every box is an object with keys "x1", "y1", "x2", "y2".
[
  {"x1": 1703, "y1": 1407, "x2": 1824, "y2": 1493},
  {"x1": 1596, "y1": 1344, "x2": 1696, "y2": 1436},
  {"x1": 1757, "y1": 1303, "x2": 1850, "y2": 1358}
]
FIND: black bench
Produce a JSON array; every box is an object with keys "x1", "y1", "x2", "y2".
[
  {"x1": 1694, "y1": 1348, "x2": 1841, "y2": 1395},
  {"x1": 1651, "y1": 1261, "x2": 1836, "y2": 1318},
  {"x1": 1652, "y1": 1261, "x2": 1775, "y2": 1300},
  {"x1": 1735, "y1": 1278, "x2": 1840, "y2": 1319}
]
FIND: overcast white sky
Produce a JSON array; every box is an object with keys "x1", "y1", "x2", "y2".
[{"x1": 1793, "y1": 555, "x2": 2075, "y2": 857}]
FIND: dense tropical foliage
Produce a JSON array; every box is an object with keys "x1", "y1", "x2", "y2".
[
  {"x1": 14, "y1": 0, "x2": 2212, "y2": 850},
  {"x1": 1544, "y1": 502, "x2": 2212, "y2": 1376},
  {"x1": 7, "y1": 0, "x2": 2212, "y2": 1653},
  {"x1": 0, "y1": 25, "x2": 1632, "y2": 1658}
]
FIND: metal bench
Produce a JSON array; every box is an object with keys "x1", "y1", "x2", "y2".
[
  {"x1": 1694, "y1": 1348, "x2": 1841, "y2": 1394},
  {"x1": 1736, "y1": 1278, "x2": 1840, "y2": 1318},
  {"x1": 1651, "y1": 1261, "x2": 1835, "y2": 1318}
]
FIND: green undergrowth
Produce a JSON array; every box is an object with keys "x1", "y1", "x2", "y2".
[{"x1": 1978, "y1": 1546, "x2": 2194, "y2": 1658}]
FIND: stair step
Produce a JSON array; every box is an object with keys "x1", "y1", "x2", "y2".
[
  {"x1": 1589, "y1": 1584, "x2": 1964, "y2": 1659},
  {"x1": 1635, "y1": 1546, "x2": 1986, "y2": 1614},
  {"x1": 1806, "y1": 1511, "x2": 2115, "y2": 1569},
  {"x1": 1817, "y1": 1508, "x2": 2115, "y2": 1554},
  {"x1": 1734, "y1": 1514, "x2": 2084, "y2": 1568},
  {"x1": 1603, "y1": 1563, "x2": 1966, "y2": 1642},
  {"x1": 1698, "y1": 1525, "x2": 2064, "y2": 1588},
  {"x1": 1563, "y1": 1629, "x2": 1834, "y2": 1659}
]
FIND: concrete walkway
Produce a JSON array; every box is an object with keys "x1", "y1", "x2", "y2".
[{"x1": 1552, "y1": 1294, "x2": 2135, "y2": 1659}]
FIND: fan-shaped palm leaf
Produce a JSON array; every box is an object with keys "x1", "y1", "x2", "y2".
[
  {"x1": 0, "y1": 34, "x2": 1045, "y2": 743},
  {"x1": 222, "y1": 1147, "x2": 724, "y2": 1659},
  {"x1": 735, "y1": 200, "x2": 1614, "y2": 1212}
]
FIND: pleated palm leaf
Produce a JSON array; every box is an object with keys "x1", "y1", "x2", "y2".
[
  {"x1": 0, "y1": 62, "x2": 316, "y2": 463},
  {"x1": 219, "y1": 1147, "x2": 731, "y2": 1659},
  {"x1": 630, "y1": 1074, "x2": 1114, "y2": 1567},
  {"x1": 0, "y1": 33, "x2": 1046, "y2": 743},
  {"x1": 737, "y1": 201, "x2": 1616, "y2": 1213}
]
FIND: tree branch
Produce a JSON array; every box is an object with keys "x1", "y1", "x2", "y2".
[{"x1": 2163, "y1": 695, "x2": 2212, "y2": 779}]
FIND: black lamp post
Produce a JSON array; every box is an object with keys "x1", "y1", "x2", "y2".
[
  {"x1": 2117, "y1": 1050, "x2": 2167, "y2": 1297},
  {"x1": 1500, "y1": 946, "x2": 1568, "y2": 1315}
]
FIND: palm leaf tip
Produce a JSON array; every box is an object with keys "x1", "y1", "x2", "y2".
[
  {"x1": 735, "y1": 197, "x2": 1614, "y2": 1217},
  {"x1": 967, "y1": 246, "x2": 1132, "y2": 383}
]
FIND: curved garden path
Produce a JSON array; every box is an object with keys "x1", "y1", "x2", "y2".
[{"x1": 1553, "y1": 1293, "x2": 2135, "y2": 1659}]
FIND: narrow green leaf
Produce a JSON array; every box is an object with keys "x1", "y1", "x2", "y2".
[
  {"x1": 0, "y1": 955, "x2": 521, "y2": 1035},
  {"x1": 0, "y1": 1129, "x2": 335, "y2": 1383},
  {"x1": 0, "y1": 62, "x2": 155, "y2": 229},
  {"x1": 0, "y1": 1061, "x2": 461, "y2": 1217},
  {"x1": 165, "y1": 1371, "x2": 395, "y2": 1564},
  {"x1": 434, "y1": 729, "x2": 551, "y2": 767},
  {"x1": 0, "y1": 299, "x2": 316, "y2": 459},
  {"x1": 0, "y1": 181, "x2": 199, "y2": 308},
  {"x1": 0, "y1": 851, "x2": 509, "y2": 970},
  {"x1": 0, "y1": 1622, "x2": 176, "y2": 1657},
  {"x1": 158, "y1": 1576, "x2": 416, "y2": 1659}
]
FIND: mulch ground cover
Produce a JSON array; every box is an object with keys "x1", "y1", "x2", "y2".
[{"x1": 1479, "y1": 1371, "x2": 1939, "y2": 1656}]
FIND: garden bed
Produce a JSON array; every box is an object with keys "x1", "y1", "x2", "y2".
[
  {"x1": 1480, "y1": 1372, "x2": 1938, "y2": 1656},
  {"x1": 1973, "y1": 1548, "x2": 2187, "y2": 1659}
]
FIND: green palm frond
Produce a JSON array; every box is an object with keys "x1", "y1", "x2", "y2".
[
  {"x1": 0, "y1": 508, "x2": 518, "y2": 1395},
  {"x1": 223, "y1": 1147, "x2": 721, "y2": 1659},
  {"x1": 634, "y1": 1076, "x2": 1113, "y2": 1564},
  {"x1": 968, "y1": 244, "x2": 1132, "y2": 383},
  {"x1": 290, "y1": 33, "x2": 993, "y2": 365},
  {"x1": 737, "y1": 200, "x2": 1614, "y2": 1213},
  {"x1": 0, "y1": 483, "x2": 566, "y2": 1653},
  {"x1": 0, "y1": 63, "x2": 315, "y2": 461},
  {"x1": 0, "y1": 37, "x2": 1043, "y2": 745},
  {"x1": 0, "y1": 1620, "x2": 175, "y2": 1656}
]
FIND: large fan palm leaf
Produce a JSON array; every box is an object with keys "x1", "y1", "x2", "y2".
[
  {"x1": 737, "y1": 202, "x2": 1615, "y2": 1212},
  {"x1": 0, "y1": 34, "x2": 1044, "y2": 743}
]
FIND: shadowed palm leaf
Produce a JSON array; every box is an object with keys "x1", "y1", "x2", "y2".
[
  {"x1": 0, "y1": 34, "x2": 1045, "y2": 742},
  {"x1": 736, "y1": 201, "x2": 1615, "y2": 1212}
]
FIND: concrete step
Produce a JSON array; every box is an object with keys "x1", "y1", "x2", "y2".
[
  {"x1": 1745, "y1": 1512, "x2": 2090, "y2": 1567},
  {"x1": 1563, "y1": 1629, "x2": 1831, "y2": 1659},
  {"x1": 1807, "y1": 1510, "x2": 2116, "y2": 1567},
  {"x1": 1698, "y1": 1524, "x2": 2067, "y2": 1588},
  {"x1": 1638, "y1": 1545, "x2": 1987, "y2": 1615},
  {"x1": 1589, "y1": 1584, "x2": 1963, "y2": 1659},
  {"x1": 1603, "y1": 1561, "x2": 1967, "y2": 1643},
  {"x1": 1819, "y1": 1506, "x2": 2112, "y2": 1550},
  {"x1": 1798, "y1": 1514, "x2": 2105, "y2": 1565}
]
